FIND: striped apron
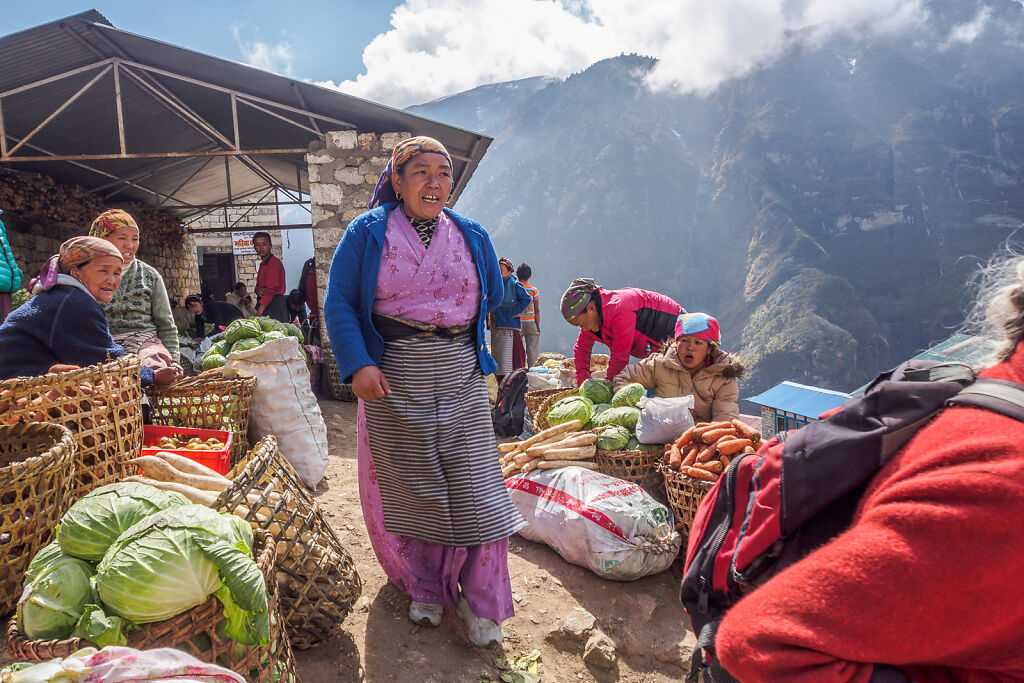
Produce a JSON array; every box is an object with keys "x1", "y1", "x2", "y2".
[{"x1": 363, "y1": 335, "x2": 526, "y2": 546}]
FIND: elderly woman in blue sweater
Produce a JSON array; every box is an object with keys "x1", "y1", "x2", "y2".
[{"x1": 0, "y1": 236, "x2": 176, "y2": 386}]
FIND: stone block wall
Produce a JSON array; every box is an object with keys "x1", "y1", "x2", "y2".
[
  {"x1": 306, "y1": 130, "x2": 409, "y2": 387},
  {"x1": 3, "y1": 213, "x2": 200, "y2": 307}
]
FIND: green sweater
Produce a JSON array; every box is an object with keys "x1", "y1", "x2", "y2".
[{"x1": 102, "y1": 258, "x2": 180, "y2": 361}]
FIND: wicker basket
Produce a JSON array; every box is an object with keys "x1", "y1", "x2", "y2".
[
  {"x1": 6, "y1": 530, "x2": 299, "y2": 682},
  {"x1": 146, "y1": 370, "x2": 258, "y2": 469},
  {"x1": 662, "y1": 464, "x2": 714, "y2": 537},
  {"x1": 218, "y1": 436, "x2": 361, "y2": 649},
  {"x1": 0, "y1": 423, "x2": 76, "y2": 617},
  {"x1": 534, "y1": 388, "x2": 580, "y2": 431},
  {"x1": 0, "y1": 357, "x2": 143, "y2": 498},
  {"x1": 524, "y1": 388, "x2": 568, "y2": 424},
  {"x1": 323, "y1": 348, "x2": 357, "y2": 402},
  {"x1": 594, "y1": 448, "x2": 663, "y2": 492}
]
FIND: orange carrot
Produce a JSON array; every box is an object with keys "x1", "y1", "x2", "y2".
[
  {"x1": 717, "y1": 438, "x2": 754, "y2": 456},
  {"x1": 702, "y1": 427, "x2": 739, "y2": 444},
  {"x1": 684, "y1": 466, "x2": 718, "y2": 482},
  {"x1": 731, "y1": 419, "x2": 761, "y2": 442}
]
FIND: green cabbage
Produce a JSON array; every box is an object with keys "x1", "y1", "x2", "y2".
[
  {"x1": 224, "y1": 319, "x2": 263, "y2": 346},
  {"x1": 592, "y1": 406, "x2": 641, "y2": 431},
  {"x1": 25, "y1": 540, "x2": 66, "y2": 584},
  {"x1": 96, "y1": 504, "x2": 268, "y2": 646},
  {"x1": 201, "y1": 353, "x2": 227, "y2": 371},
  {"x1": 263, "y1": 330, "x2": 287, "y2": 341},
  {"x1": 611, "y1": 382, "x2": 646, "y2": 408},
  {"x1": 255, "y1": 316, "x2": 283, "y2": 333},
  {"x1": 546, "y1": 396, "x2": 595, "y2": 428},
  {"x1": 596, "y1": 425, "x2": 631, "y2": 451},
  {"x1": 229, "y1": 337, "x2": 264, "y2": 354},
  {"x1": 16, "y1": 551, "x2": 94, "y2": 640},
  {"x1": 593, "y1": 403, "x2": 612, "y2": 415},
  {"x1": 212, "y1": 339, "x2": 230, "y2": 356},
  {"x1": 59, "y1": 483, "x2": 190, "y2": 562},
  {"x1": 637, "y1": 441, "x2": 663, "y2": 452},
  {"x1": 578, "y1": 378, "x2": 614, "y2": 405},
  {"x1": 626, "y1": 436, "x2": 640, "y2": 451},
  {"x1": 283, "y1": 322, "x2": 304, "y2": 340}
]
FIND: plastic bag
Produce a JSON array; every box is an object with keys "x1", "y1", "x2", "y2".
[
  {"x1": 635, "y1": 395, "x2": 695, "y2": 444},
  {"x1": 506, "y1": 467, "x2": 681, "y2": 580},
  {"x1": 225, "y1": 337, "x2": 328, "y2": 488},
  {"x1": 3, "y1": 646, "x2": 245, "y2": 682}
]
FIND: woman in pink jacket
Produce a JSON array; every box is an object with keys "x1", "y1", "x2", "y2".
[{"x1": 560, "y1": 278, "x2": 682, "y2": 385}]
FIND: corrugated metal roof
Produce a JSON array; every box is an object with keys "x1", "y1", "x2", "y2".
[
  {"x1": 0, "y1": 11, "x2": 492, "y2": 221},
  {"x1": 746, "y1": 381, "x2": 850, "y2": 418}
]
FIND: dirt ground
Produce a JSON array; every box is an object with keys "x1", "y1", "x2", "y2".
[
  {"x1": 0, "y1": 398, "x2": 696, "y2": 682},
  {"x1": 297, "y1": 399, "x2": 696, "y2": 683}
]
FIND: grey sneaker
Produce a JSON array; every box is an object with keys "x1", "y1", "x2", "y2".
[
  {"x1": 408, "y1": 601, "x2": 443, "y2": 627},
  {"x1": 456, "y1": 597, "x2": 502, "y2": 647}
]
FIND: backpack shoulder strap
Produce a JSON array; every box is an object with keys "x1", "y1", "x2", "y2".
[{"x1": 947, "y1": 378, "x2": 1024, "y2": 422}]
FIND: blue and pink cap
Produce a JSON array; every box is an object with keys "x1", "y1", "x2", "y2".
[{"x1": 675, "y1": 312, "x2": 720, "y2": 347}]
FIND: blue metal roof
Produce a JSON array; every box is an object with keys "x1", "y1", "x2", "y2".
[{"x1": 746, "y1": 381, "x2": 850, "y2": 418}]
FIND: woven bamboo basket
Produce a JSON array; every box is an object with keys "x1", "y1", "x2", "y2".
[
  {"x1": 524, "y1": 388, "x2": 568, "y2": 424},
  {"x1": 0, "y1": 423, "x2": 76, "y2": 617},
  {"x1": 6, "y1": 530, "x2": 299, "y2": 682},
  {"x1": 0, "y1": 357, "x2": 143, "y2": 498},
  {"x1": 661, "y1": 464, "x2": 714, "y2": 537},
  {"x1": 324, "y1": 348, "x2": 357, "y2": 402},
  {"x1": 534, "y1": 388, "x2": 580, "y2": 431},
  {"x1": 146, "y1": 370, "x2": 258, "y2": 468},
  {"x1": 218, "y1": 436, "x2": 361, "y2": 649},
  {"x1": 594, "y1": 448, "x2": 663, "y2": 492}
]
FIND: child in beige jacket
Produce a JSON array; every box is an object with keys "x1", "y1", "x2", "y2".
[{"x1": 614, "y1": 312, "x2": 744, "y2": 423}]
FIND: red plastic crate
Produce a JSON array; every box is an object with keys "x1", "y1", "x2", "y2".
[{"x1": 141, "y1": 424, "x2": 233, "y2": 475}]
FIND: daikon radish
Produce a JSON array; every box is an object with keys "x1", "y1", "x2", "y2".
[
  {"x1": 152, "y1": 451, "x2": 228, "y2": 480},
  {"x1": 128, "y1": 456, "x2": 229, "y2": 492},
  {"x1": 541, "y1": 445, "x2": 596, "y2": 461}
]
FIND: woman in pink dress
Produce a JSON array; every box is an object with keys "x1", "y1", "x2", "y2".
[{"x1": 323, "y1": 137, "x2": 525, "y2": 648}]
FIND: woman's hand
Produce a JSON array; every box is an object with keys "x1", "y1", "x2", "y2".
[
  {"x1": 153, "y1": 367, "x2": 180, "y2": 386},
  {"x1": 352, "y1": 365, "x2": 391, "y2": 401}
]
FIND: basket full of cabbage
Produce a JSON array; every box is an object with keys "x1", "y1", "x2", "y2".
[
  {"x1": 546, "y1": 380, "x2": 663, "y2": 488},
  {"x1": 7, "y1": 482, "x2": 296, "y2": 679},
  {"x1": 201, "y1": 316, "x2": 305, "y2": 372}
]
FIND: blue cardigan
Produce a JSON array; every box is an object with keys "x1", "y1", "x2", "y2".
[
  {"x1": 324, "y1": 204, "x2": 504, "y2": 383},
  {"x1": 0, "y1": 283, "x2": 153, "y2": 384},
  {"x1": 493, "y1": 274, "x2": 532, "y2": 330}
]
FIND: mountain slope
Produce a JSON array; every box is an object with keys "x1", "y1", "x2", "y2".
[{"x1": 412, "y1": 0, "x2": 1024, "y2": 398}]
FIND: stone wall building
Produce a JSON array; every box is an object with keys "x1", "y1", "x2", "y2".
[{"x1": 305, "y1": 130, "x2": 409, "y2": 387}]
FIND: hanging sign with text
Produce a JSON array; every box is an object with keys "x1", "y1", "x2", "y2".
[{"x1": 231, "y1": 231, "x2": 257, "y2": 255}]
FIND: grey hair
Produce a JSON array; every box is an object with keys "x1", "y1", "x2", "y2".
[{"x1": 962, "y1": 250, "x2": 1024, "y2": 364}]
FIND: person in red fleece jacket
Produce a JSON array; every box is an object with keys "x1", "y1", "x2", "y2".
[
  {"x1": 716, "y1": 256, "x2": 1024, "y2": 683},
  {"x1": 560, "y1": 278, "x2": 682, "y2": 385}
]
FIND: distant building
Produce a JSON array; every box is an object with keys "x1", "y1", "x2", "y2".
[{"x1": 746, "y1": 382, "x2": 851, "y2": 439}]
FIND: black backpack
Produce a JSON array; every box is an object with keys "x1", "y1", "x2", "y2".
[
  {"x1": 680, "y1": 360, "x2": 1024, "y2": 683},
  {"x1": 492, "y1": 368, "x2": 530, "y2": 437}
]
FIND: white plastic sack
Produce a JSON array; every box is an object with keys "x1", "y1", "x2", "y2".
[
  {"x1": 225, "y1": 337, "x2": 328, "y2": 488},
  {"x1": 3, "y1": 646, "x2": 244, "y2": 682},
  {"x1": 506, "y1": 467, "x2": 681, "y2": 580},
  {"x1": 635, "y1": 395, "x2": 695, "y2": 444},
  {"x1": 527, "y1": 371, "x2": 563, "y2": 391}
]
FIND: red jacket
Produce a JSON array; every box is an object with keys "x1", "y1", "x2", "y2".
[
  {"x1": 717, "y1": 343, "x2": 1024, "y2": 683},
  {"x1": 573, "y1": 287, "x2": 680, "y2": 385},
  {"x1": 255, "y1": 255, "x2": 286, "y2": 307}
]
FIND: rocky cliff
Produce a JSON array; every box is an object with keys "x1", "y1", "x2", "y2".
[{"x1": 412, "y1": 0, "x2": 1024, "y2": 398}]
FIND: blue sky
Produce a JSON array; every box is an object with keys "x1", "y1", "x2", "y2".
[
  {"x1": 2, "y1": 2, "x2": 400, "y2": 87},
  {"x1": 1, "y1": 2, "x2": 988, "y2": 109}
]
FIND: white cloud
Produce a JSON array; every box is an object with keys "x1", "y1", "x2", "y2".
[
  {"x1": 943, "y1": 7, "x2": 993, "y2": 48},
  {"x1": 325, "y1": 0, "x2": 929, "y2": 108},
  {"x1": 232, "y1": 26, "x2": 295, "y2": 76}
]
